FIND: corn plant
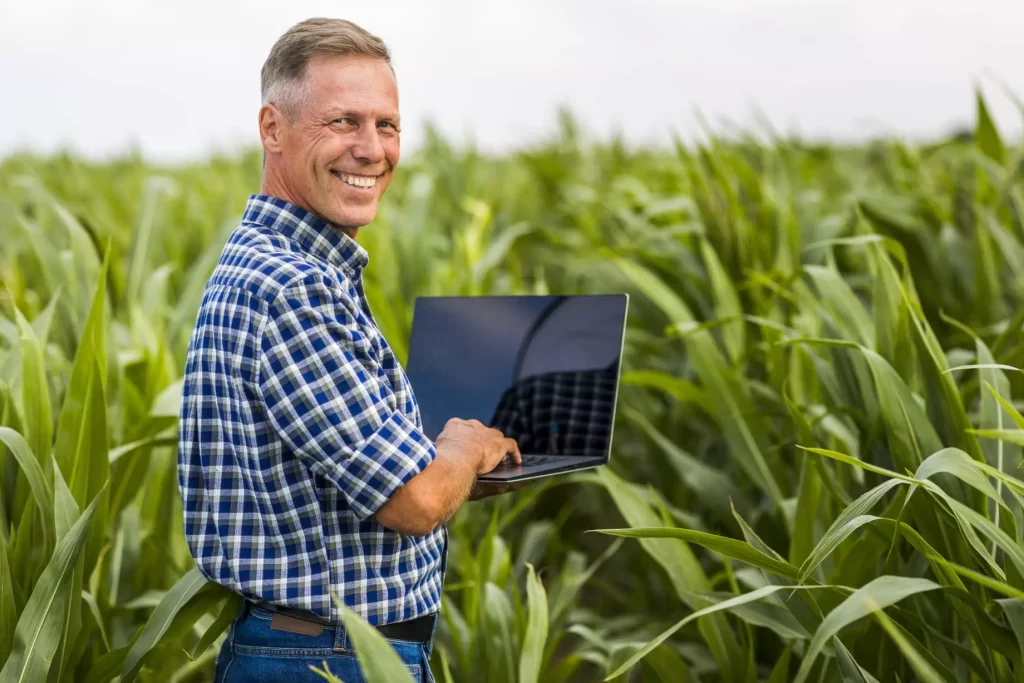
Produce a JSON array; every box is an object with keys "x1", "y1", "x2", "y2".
[{"x1": 2, "y1": 89, "x2": 1024, "y2": 681}]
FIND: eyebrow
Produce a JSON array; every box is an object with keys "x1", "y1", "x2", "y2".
[{"x1": 324, "y1": 109, "x2": 400, "y2": 124}]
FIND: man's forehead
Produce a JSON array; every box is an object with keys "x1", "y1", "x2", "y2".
[
  {"x1": 306, "y1": 55, "x2": 396, "y2": 88},
  {"x1": 305, "y1": 56, "x2": 398, "y2": 112}
]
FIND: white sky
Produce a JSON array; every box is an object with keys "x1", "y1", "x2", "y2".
[{"x1": 2, "y1": 0, "x2": 1023, "y2": 162}]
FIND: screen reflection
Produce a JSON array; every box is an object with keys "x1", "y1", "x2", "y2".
[{"x1": 406, "y1": 295, "x2": 626, "y2": 458}]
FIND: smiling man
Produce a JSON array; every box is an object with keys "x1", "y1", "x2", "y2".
[{"x1": 177, "y1": 18, "x2": 520, "y2": 683}]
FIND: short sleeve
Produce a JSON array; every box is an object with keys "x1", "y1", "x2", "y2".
[{"x1": 256, "y1": 274, "x2": 436, "y2": 520}]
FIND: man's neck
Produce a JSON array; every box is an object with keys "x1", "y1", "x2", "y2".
[{"x1": 259, "y1": 175, "x2": 359, "y2": 240}]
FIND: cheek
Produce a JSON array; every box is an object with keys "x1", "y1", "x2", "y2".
[
  {"x1": 386, "y1": 136, "x2": 400, "y2": 167},
  {"x1": 299, "y1": 131, "x2": 335, "y2": 174}
]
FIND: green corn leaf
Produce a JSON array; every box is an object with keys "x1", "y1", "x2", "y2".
[
  {"x1": 766, "y1": 645, "x2": 793, "y2": 683},
  {"x1": 793, "y1": 576, "x2": 942, "y2": 683},
  {"x1": 81, "y1": 645, "x2": 133, "y2": 683},
  {"x1": 611, "y1": 256, "x2": 783, "y2": 502},
  {"x1": 694, "y1": 589, "x2": 810, "y2": 639},
  {"x1": 799, "y1": 479, "x2": 905, "y2": 582},
  {"x1": 594, "y1": 527, "x2": 799, "y2": 581},
  {"x1": 188, "y1": 592, "x2": 241, "y2": 661},
  {"x1": 833, "y1": 637, "x2": 881, "y2": 683},
  {"x1": 15, "y1": 309, "x2": 51, "y2": 479},
  {"x1": 789, "y1": 440, "x2": 823, "y2": 567},
  {"x1": 799, "y1": 446, "x2": 915, "y2": 483},
  {"x1": 0, "y1": 483, "x2": 106, "y2": 683},
  {"x1": 940, "y1": 493, "x2": 1024, "y2": 579},
  {"x1": 52, "y1": 460, "x2": 77, "y2": 544},
  {"x1": 643, "y1": 644, "x2": 697, "y2": 683},
  {"x1": 482, "y1": 582, "x2": 516, "y2": 683},
  {"x1": 594, "y1": 468, "x2": 743, "y2": 681},
  {"x1": 914, "y1": 448, "x2": 1014, "y2": 524},
  {"x1": 804, "y1": 265, "x2": 875, "y2": 347},
  {"x1": 80, "y1": 590, "x2": 109, "y2": 653},
  {"x1": 0, "y1": 532, "x2": 16, "y2": 664},
  {"x1": 619, "y1": 370, "x2": 711, "y2": 413},
  {"x1": 972, "y1": 429, "x2": 1024, "y2": 448},
  {"x1": 872, "y1": 608, "x2": 952, "y2": 683},
  {"x1": 625, "y1": 407, "x2": 744, "y2": 521},
  {"x1": 605, "y1": 584, "x2": 824, "y2": 681},
  {"x1": 0, "y1": 427, "x2": 54, "y2": 549},
  {"x1": 438, "y1": 650, "x2": 457, "y2": 683},
  {"x1": 338, "y1": 603, "x2": 417, "y2": 683},
  {"x1": 53, "y1": 254, "x2": 109, "y2": 512},
  {"x1": 125, "y1": 178, "x2": 173, "y2": 321},
  {"x1": 993, "y1": 599, "x2": 1024, "y2": 660},
  {"x1": 119, "y1": 568, "x2": 210, "y2": 681},
  {"x1": 973, "y1": 338, "x2": 1020, "y2": 538},
  {"x1": 731, "y1": 503, "x2": 785, "y2": 560},
  {"x1": 46, "y1": 459, "x2": 82, "y2": 683},
  {"x1": 948, "y1": 561, "x2": 1024, "y2": 598},
  {"x1": 699, "y1": 238, "x2": 745, "y2": 364},
  {"x1": 784, "y1": 338, "x2": 942, "y2": 472},
  {"x1": 976, "y1": 87, "x2": 1006, "y2": 166},
  {"x1": 185, "y1": 593, "x2": 238, "y2": 663},
  {"x1": 983, "y1": 383, "x2": 1024, "y2": 431},
  {"x1": 519, "y1": 563, "x2": 548, "y2": 683},
  {"x1": 874, "y1": 240, "x2": 986, "y2": 465}
]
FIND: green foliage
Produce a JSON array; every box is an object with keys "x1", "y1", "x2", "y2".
[{"x1": 2, "y1": 92, "x2": 1024, "y2": 681}]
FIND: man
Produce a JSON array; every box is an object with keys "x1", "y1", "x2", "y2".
[{"x1": 177, "y1": 18, "x2": 521, "y2": 683}]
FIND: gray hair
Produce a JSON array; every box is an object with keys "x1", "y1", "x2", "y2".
[{"x1": 261, "y1": 18, "x2": 392, "y2": 121}]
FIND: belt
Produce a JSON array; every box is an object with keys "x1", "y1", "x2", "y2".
[{"x1": 249, "y1": 600, "x2": 436, "y2": 643}]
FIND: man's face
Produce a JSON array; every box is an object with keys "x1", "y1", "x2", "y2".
[{"x1": 265, "y1": 54, "x2": 400, "y2": 236}]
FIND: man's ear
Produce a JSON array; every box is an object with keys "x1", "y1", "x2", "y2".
[{"x1": 259, "y1": 104, "x2": 285, "y2": 156}]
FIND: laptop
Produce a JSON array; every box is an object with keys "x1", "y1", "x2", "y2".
[{"x1": 405, "y1": 294, "x2": 629, "y2": 483}]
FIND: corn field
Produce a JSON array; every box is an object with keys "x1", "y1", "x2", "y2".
[{"x1": 3, "y1": 93, "x2": 1024, "y2": 682}]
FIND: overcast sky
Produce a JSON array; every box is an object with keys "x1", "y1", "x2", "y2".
[{"x1": 2, "y1": 0, "x2": 1022, "y2": 162}]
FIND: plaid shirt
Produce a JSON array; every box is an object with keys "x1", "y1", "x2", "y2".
[
  {"x1": 177, "y1": 194, "x2": 445, "y2": 626},
  {"x1": 489, "y1": 364, "x2": 617, "y2": 456}
]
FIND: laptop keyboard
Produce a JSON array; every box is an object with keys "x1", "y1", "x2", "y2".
[{"x1": 494, "y1": 454, "x2": 563, "y2": 469}]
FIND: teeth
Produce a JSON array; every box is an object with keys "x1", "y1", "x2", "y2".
[{"x1": 339, "y1": 173, "x2": 376, "y2": 188}]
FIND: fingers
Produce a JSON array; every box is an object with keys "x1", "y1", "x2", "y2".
[
  {"x1": 439, "y1": 417, "x2": 521, "y2": 472},
  {"x1": 504, "y1": 437, "x2": 521, "y2": 465}
]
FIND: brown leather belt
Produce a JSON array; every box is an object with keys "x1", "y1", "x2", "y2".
[{"x1": 249, "y1": 600, "x2": 436, "y2": 643}]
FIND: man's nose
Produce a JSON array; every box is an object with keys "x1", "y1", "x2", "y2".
[{"x1": 350, "y1": 125, "x2": 385, "y2": 164}]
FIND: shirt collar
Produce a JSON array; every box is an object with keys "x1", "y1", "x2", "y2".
[{"x1": 242, "y1": 194, "x2": 369, "y2": 275}]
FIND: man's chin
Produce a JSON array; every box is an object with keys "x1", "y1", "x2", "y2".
[{"x1": 326, "y1": 205, "x2": 377, "y2": 236}]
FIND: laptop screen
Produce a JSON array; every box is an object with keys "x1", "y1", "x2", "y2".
[{"x1": 405, "y1": 295, "x2": 628, "y2": 459}]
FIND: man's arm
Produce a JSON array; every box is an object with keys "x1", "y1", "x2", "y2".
[
  {"x1": 375, "y1": 418, "x2": 519, "y2": 533},
  {"x1": 257, "y1": 275, "x2": 518, "y2": 536}
]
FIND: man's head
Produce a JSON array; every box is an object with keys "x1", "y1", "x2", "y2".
[{"x1": 258, "y1": 18, "x2": 399, "y2": 237}]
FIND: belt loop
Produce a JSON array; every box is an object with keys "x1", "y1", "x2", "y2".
[{"x1": 334, "y1": 615, "x2": 348, "y2": 652}]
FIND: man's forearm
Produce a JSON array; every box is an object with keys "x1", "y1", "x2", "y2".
[
  {"x1": 434, "y1": 448, "x2": 479, "y2": 523},
  {"x1": 376, "y1": 444, "x2": 481, "y2": 534}
]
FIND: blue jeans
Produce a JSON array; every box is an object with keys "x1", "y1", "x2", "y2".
[{"x1": 212, "y1": 602, "x2": 436, "y2": 683}]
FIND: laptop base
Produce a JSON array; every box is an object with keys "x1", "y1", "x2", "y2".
[{"x1": 476, "y1": 455, "x2": 605, "y2": 483}]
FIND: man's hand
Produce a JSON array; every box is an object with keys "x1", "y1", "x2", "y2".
[{"x1": 435, "y1": 418, "x2": 521, "y2": 474}]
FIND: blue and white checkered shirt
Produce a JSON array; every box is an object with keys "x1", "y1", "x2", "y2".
[{"x1": 177, "y1": 194, "x2": 445, "y2": 626}]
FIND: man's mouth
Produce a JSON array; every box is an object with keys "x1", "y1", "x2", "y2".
[{"x1": 331, "y1": 170, "x2": 378, "y2": 188}]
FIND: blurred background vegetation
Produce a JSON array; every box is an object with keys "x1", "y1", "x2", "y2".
[{"x1": 3, "y1": 93, "x2": 1024, "y2": 682}]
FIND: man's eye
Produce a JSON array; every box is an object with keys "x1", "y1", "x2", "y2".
[
  {"x1": 378, "y1": 121, "x2": 399, "y2": 131},
  {"x1": 332, "y1": 118, "x2": 354, "y2": 126}
]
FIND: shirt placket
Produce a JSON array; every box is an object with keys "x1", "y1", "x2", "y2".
[{"x1": 351, "y1": 271, "x2": 376, "y2": 327}]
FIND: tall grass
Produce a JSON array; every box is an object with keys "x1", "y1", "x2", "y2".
[{"x1": 2, "y1": 94, "x2": 1024, "y2": 681}]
